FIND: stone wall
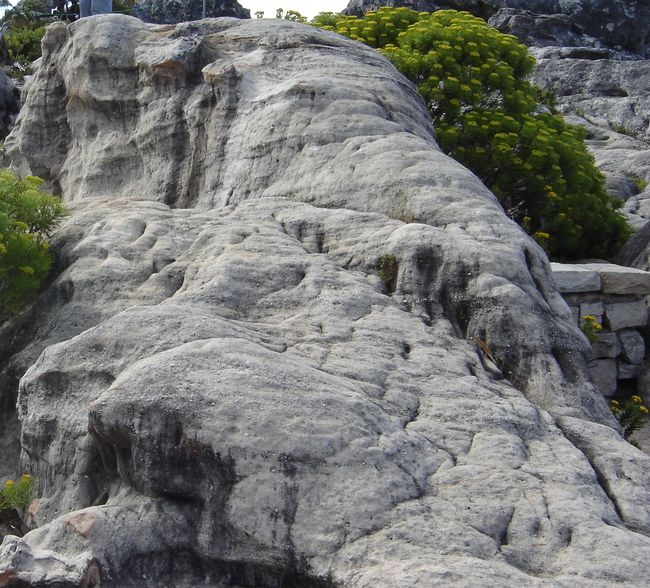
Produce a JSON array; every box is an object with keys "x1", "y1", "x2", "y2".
[{"x1": 552, "y1": 262, "x2": 650, "y2": 397}]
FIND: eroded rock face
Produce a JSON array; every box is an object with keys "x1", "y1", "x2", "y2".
[{"x1": 1, "y1": 14, "x2": 650, "y2": 587}]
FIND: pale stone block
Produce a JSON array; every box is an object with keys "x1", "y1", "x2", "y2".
[
  {"x1": 618, "y1": 329, "x2": 645, "y2": 364},
  {"x1": 618, "y1": 362, "x2": 643, "y2": 380},
  {"x1": 550, "y1": 262, "x2": 601, "y2": 293},
  {"x1": 583, "y1": 263, "x2": 650, "y2": 295},
  {"x1": 590, "y1": 331, "x2": 620, "y2": 359},
  {"x1": 580, "y1": 301, "x2": 604, "y2": 323},
  {"x1": 604, "y1": 300, "x2": 648, "y2": 330},
  {"x1": 588, "y1": 358, "x2": 618, "y2": 397}
]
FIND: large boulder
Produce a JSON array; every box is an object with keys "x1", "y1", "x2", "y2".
[{"x1": 1, "y1": 14, "x2": 650, "y2": 587}]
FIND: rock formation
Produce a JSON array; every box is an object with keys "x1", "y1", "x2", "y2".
[
  {"x1": 1, "y1": 14, "x2": 650, "y2": 587},
  {"x1": 0, "y1": 71, "x2": 19, "y2": 139},
  {"x1": 134, "y1": 0, "x2": 250, "y2": 23}
]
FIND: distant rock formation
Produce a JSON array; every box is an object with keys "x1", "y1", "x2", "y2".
[
  {"x1": 0, "y1": 71, "x2": 19, "y2": 139},
  {"x1": 134, "y1": 0, "x2": 250, "y2": 23},
  {"x1": 1, "y1": 14, "x2": 650, "y2": 587}
]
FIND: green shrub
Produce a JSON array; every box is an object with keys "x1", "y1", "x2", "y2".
[
  {"x1": 376, "y1": 254, "x2": 398, "y2": 292},
  {"x1": 0, "y1": 474, "x2": 33, "y2": 513},
  {"x1": 611, "y1": 395, "x2": 648, "y2": 446},
  {"x1": 581, "y1": 315, "x2": 602, "y2": 343},
  {"x1": 4, "y1": 25, "x2": 46, "y2": 77},
  {"x1": 0, "y1": 169, "x2": 66, "y2": 313},
  {"x1": 633, "y1": 176, "x2": 649, "y2": 194},
  {"x1": 313, "y1": 8, "x2": 631, "y2": 260}
]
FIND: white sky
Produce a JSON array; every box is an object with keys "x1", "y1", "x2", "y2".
[{"x1": 242, "y1": 1, "x2": 349, "y2": 19}]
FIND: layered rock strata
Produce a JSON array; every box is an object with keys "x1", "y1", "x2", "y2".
[{"x1": 0, "y1": 15, "x2": 649, "y2": 587}]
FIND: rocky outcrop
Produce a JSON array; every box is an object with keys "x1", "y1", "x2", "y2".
[
  {"x1": 134, "y1": 0, "x2": 250, "y2": 23},
  {"x1": 1, "y1": 14, "x2": 650, "y2": 587},
  {"x1": 0, "y1": 71, "x2": 19, "y2": 139}
]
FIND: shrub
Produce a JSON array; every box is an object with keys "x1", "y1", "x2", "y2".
[
  {"x1": 0, "y1": 169, "x2": 66, "y2": 313},
  {"x1": 313, "y1": 8, "x2": 632, "y2": 260},
  {"x1": 0, "y1": 474, "x2": 33, "y2": 514},
  {"x1": 611, "y1": 395, "x2": 649, "y2": 446},
  {"x1": 581, "y1": 315, "x2": 602, "y2": 343},
  {"x1": 376, "y1": 254, "x2": 398, "y2": 292},
  {"x1": 3, "y1": 25, "x2": 46, "y2": 76}
]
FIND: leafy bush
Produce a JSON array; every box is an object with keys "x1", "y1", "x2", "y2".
[
  {"x1": 3, "y1": 25, "x2": 46, "y2": 76},
  {"x1": 0, "y1": 0, "x2": 53, "y2": 77},
  {"x1": 611, "y1": 395, "x2": 649, "y2": 446},
  {"x1": 0, "y1": 474, "x2": 33, "y2": 513},
  {"x1": 580, "y1": 315, "x2": 602, "y2": 343},
  {"x1": 0, "y1": 169, "x2": 66, "y2": 313},
  {"x1": 313, "y1": 8, "x2": 631, "y2": 260}
]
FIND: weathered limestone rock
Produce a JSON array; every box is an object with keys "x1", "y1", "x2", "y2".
[
  {"x1": 1, "y1": 15, "x2": 649, "y2": 587},
  {"x1": 488, "y1": 8, "x2": 604, "y2": 50},
  {"x1": 531, "y1": 59, "x2": 650, "y2": 143}
]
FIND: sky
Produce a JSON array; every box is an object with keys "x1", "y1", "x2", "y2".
[{"x1": 242, "y1": 1, "x2": 350, "y2": 19}]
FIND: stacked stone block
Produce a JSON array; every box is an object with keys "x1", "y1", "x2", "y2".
[{"x1": 551, "y1": 262, "x2": 650, "y2": 397}]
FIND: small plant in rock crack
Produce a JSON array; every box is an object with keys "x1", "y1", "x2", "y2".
[
  {"x1": 611, "y1": 395, "x2": 649, "y2": 447},
  {"x1": 581, "y1": 315, "x2": 602, "y2": 343},
  {"x1": 0, "y1": 474, "x2": 33, "y2": 537},
  {"x1": 632, "y1": 176, "x2": 649, "y2": 194},
  {"x1": 376, "y1": 254, "x2": 398, "y2": 293}
]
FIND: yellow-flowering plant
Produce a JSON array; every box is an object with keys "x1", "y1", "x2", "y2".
[
  {"x1": 581, "y1": 315, "x2": 603, "y2": 343},
  {"x1": 0, "y1": 473, "x2": 33, "y2": 537},
  {"x1": 0, "y1": 169, "x2": 66, "y2": 313},
  {"x1": 0, "y1": 474, "x2": 33, "y2": 513},
  {"x1": 611, "y1": 395, "x2": 649, "y2": 446},
  {"x1": 312, "y1": 8, "x2": 632, "y2": 260}
]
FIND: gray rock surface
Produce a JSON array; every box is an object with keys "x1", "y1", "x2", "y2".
[
  {"x1": 619, "y1": 329, "x2": 646, "y2": 365},
  {"x1": 604, "y1": 300, "x2": 648, "y2": 331},
  {"x1": 531, "y1": 59, "x2": 650, "y2": 142},
  {"x1": 1, "y1": 14, "x2": 649, "y2": 587},
  {"x1": 0, "y1": 70, "x2": 19, "y2": 139}
]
